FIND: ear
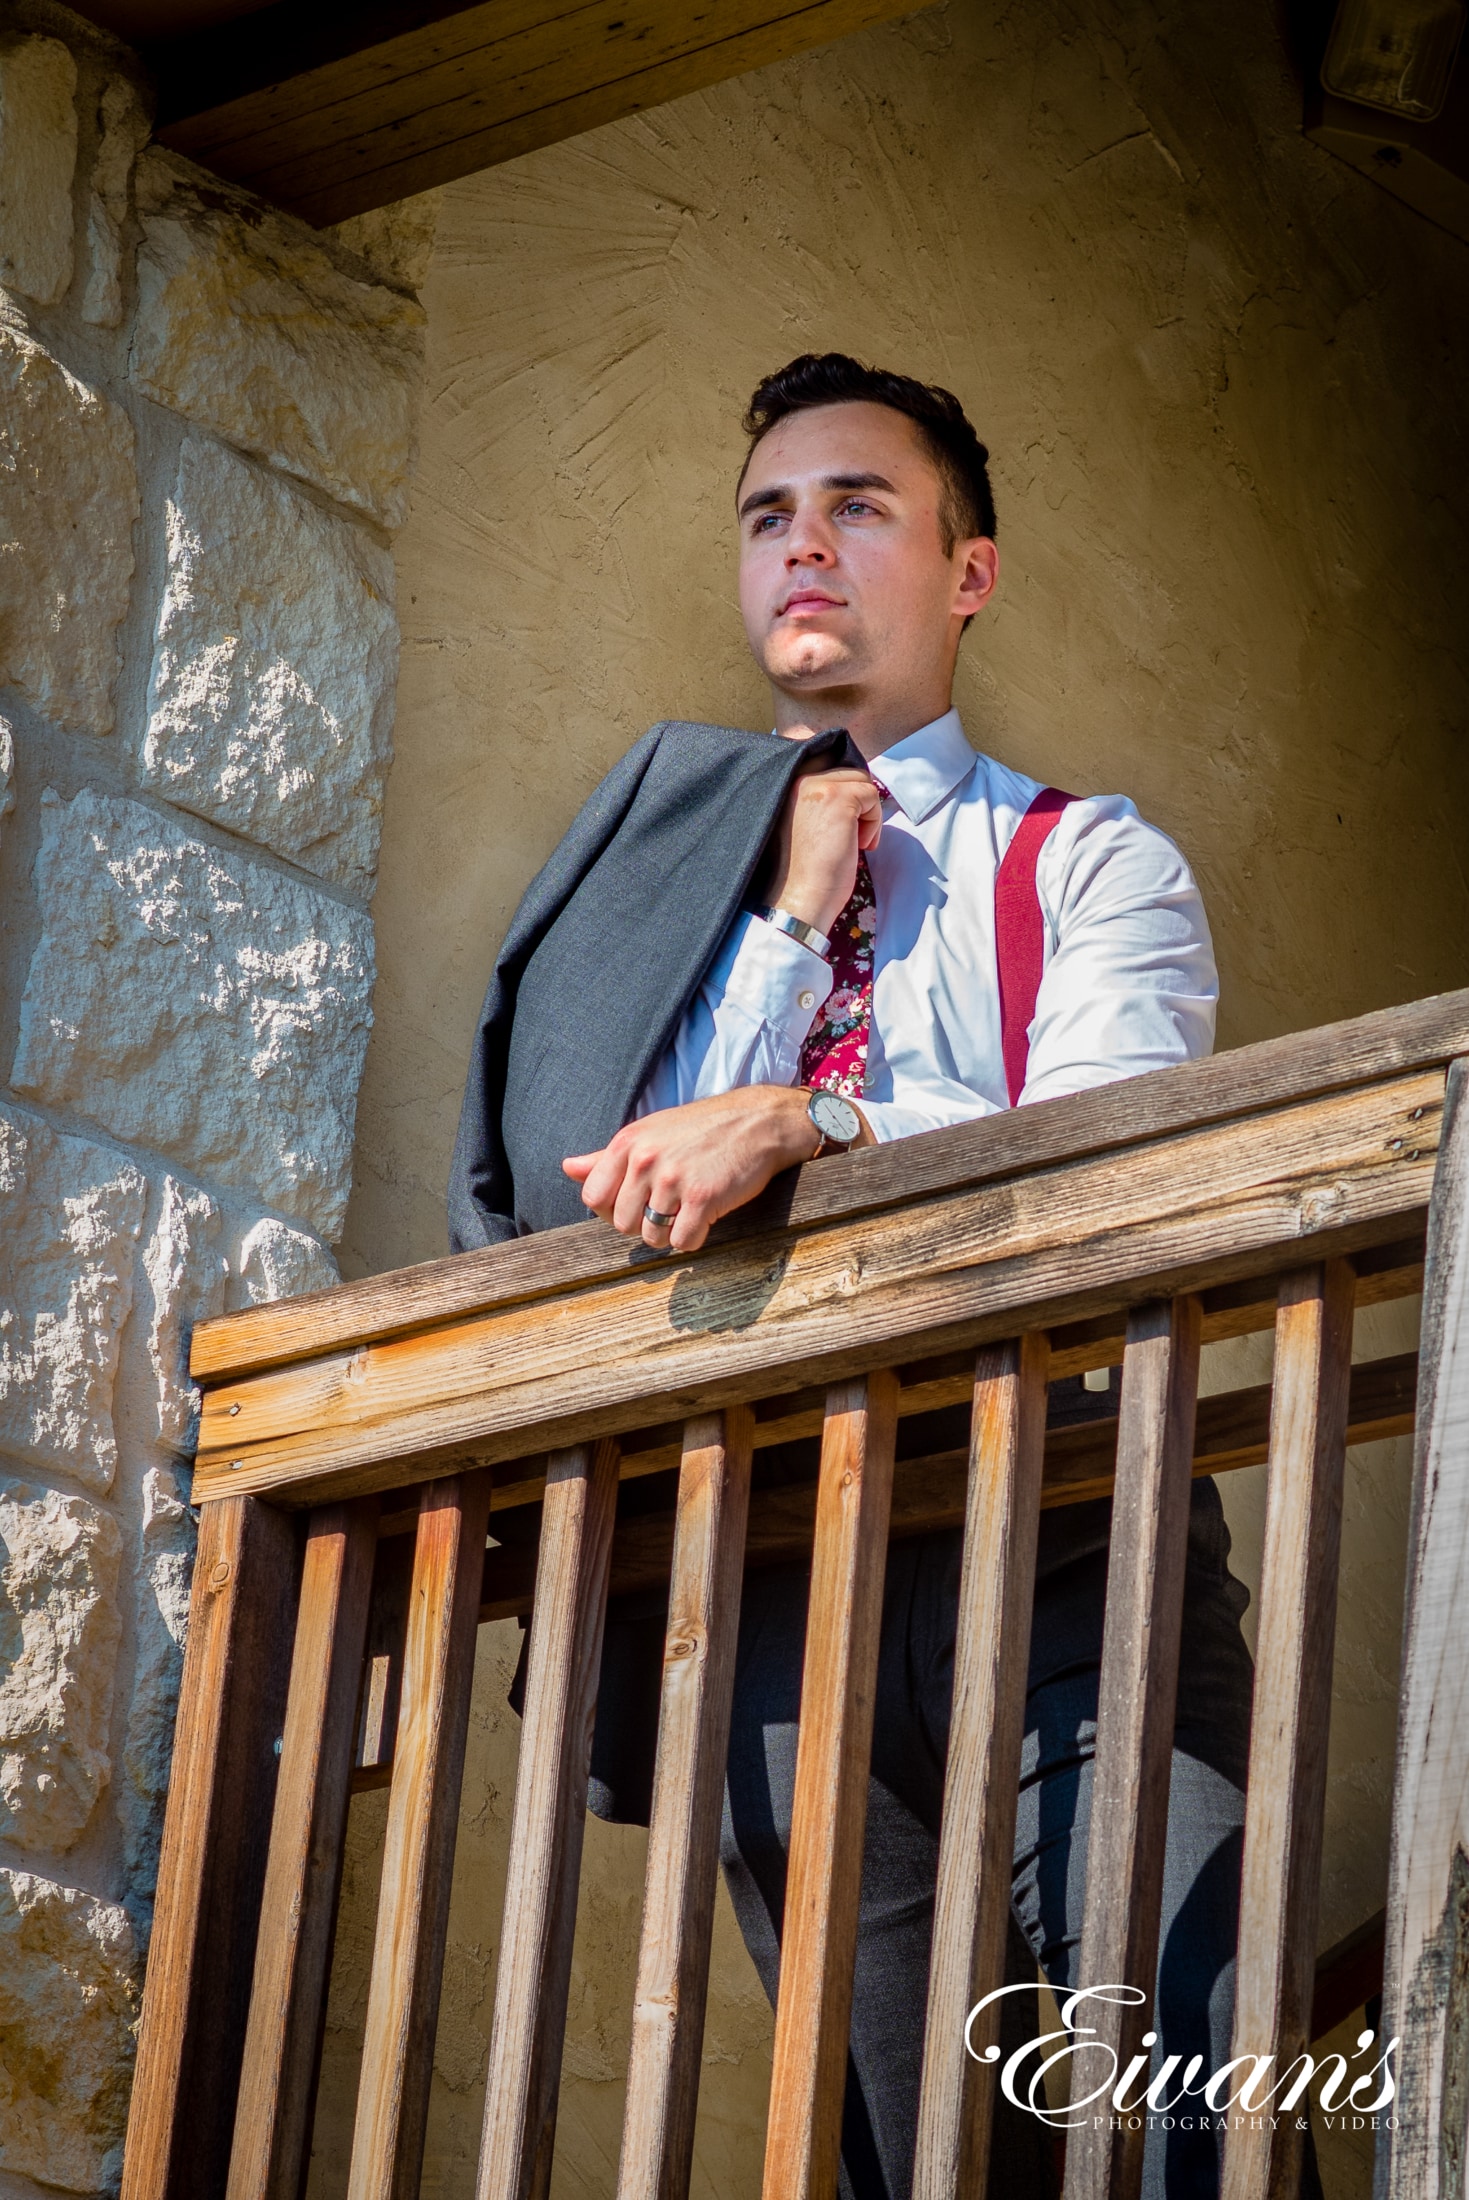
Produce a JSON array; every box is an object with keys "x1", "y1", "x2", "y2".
[{"x1": 953, "y1": 535, "x2": 999, "y2": 621}]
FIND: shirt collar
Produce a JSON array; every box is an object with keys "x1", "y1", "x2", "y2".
[{"x1": 868, "y1": 708, "x2": 976, "y2": 823}]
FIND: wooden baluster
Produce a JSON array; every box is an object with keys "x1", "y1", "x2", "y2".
[
  {"x1": 1222, "y1": 1261, "x2": 1354, "y2": 2200},
  {"x1": 617, "y1": 1408, "x2": 756, "y2": 2200},
  {"x1": 121, "y1": 1495, "x2": 299, "y2": 2200},
  {"x1": 761, "y1": 1369, "x2": 900, "y2": 2200},
  {"x1": 477, "y1": 1438, "x2": 622, "y2": 2200},
  {"x1": 1377, "y1": 1054, "x2": 1469, "y2": 2200},
  {"x1": 913, "y1": 1333, "x2": 1051, "y2": 2200},
  {"x1": 1062, "y1": 1295, "x2": 1202, "y2": 2200},
  {"x1": 227, "y1": 1496, "x2": 380, "y2": 2200},
  {"x1": 346, "y1": 1470, "x2": 494, "y2": 2200}
]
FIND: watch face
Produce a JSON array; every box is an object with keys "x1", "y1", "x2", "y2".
[{"x1": 811, "y1": 1091, "x2": 861, "y2": 1144}]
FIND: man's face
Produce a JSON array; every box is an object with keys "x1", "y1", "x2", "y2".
[{"x1": 736, "y1": 400, "x2": 995, "y2": 714}]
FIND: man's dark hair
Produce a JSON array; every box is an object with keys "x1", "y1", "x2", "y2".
[{"x1": 740, "y1": 352, "x2": 997, "y2": 555}]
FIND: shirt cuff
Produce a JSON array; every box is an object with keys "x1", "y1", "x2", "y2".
[
  {"x1": 856, "y1": 1096, "x2": 1004, "y2": 1144},
  {"x1": 722, "y1": 913, "x2": 834, "y2": 1044}
]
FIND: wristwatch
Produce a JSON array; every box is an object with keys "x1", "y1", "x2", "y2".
[
  {"x1": 756, "y1": 905, "x2": 832, "y2": 961},
  {"x1": 807, "y1": 1089, "x2": 862, "y2": 1157}
]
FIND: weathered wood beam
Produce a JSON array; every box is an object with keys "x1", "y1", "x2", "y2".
[
  {"x1": 913, "y1": 1336, "x2": 1049, "y2": 2200},
  {"x1": 1064, "y1": 1296, "x2": 1202, "y2": 2200},
  {"x1": 476, "y1": 1440, "x2": 620, "y2": 2200},
  {"x1": 192, "y1": 1064, "x2": 1443, "y2": 1509},
  {"x1": 191, "y1": 990, "x2": 1467, "y2": 1389},
  {"x1": 1377, "y1": 1055, "x2": 1469, "y2": 2200},
  {"x1": 762, "y1": 1372, "x2": 899, "y2": 2200},
  {"x1": 347, "y1": 1472, "x2": 494, "y2": 2200},
  {"x1": 147, "y1": 0, "x2": 936, "y2": 228},
  {"x1": 617, "y1": 1409, "x2": 755, "y2": 2200},
  {"x1": 121, "y1": 1497, "x2": 299, "y2": 2200},
  {"x1": 228, "y1": 1498, "x2": 380, "y2": 2200},
  {"x1": 269, "y1": 1238, "x2": 1425, "y2": 1547},
  {"x1": 461, "y1": 1237, "x2": 1422, "y2": 1522},
  {"x1": 1225, "y1": 1261, "x2": 1356, "y2": 2200}
]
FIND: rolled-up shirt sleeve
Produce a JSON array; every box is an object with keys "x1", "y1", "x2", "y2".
[
  {"x1": 1020, "y1": 799, "x2": 1217, "y2": 1106},
  {"x1": 634, "y1": 912, "x2": 832, "y2": 1117}
]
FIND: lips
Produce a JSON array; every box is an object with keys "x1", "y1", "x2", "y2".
[{"x1": 780, "y1": 591, "x2": 844, "y2": 615}]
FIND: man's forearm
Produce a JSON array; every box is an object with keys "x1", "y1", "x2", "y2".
[{"x1": 563, "y1": 1082, "x2": 872, "y2": 1252}]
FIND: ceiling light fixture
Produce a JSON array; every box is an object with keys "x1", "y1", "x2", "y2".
[{"x1": 1321, "y1": 0, "x2": 1466, "y2": 120}]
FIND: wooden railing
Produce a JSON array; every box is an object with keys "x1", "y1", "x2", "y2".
[{"x1": 118, "y1": 990, "x2": 1469, "y2": 2200}]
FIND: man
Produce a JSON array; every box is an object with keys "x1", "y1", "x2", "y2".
[{"x1": 450, "y1": 355, "x2": 1274, "y2": 2200}]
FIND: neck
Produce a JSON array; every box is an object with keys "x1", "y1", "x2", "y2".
[{"x1": 771, "y1": 686, "x2": 954, "y2": 759}]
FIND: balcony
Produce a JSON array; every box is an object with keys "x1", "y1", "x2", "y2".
[{"x1": 119, "y1": 988, "x2": 1469, "y2": 2200}]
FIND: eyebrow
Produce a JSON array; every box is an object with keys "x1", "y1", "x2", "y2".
[{"x1": 738, "y1": 470, "x2": 897, "y2": 519}]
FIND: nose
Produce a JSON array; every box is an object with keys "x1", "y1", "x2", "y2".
[{"x1": 784, "y1": 503, "x2": 836, "y2": 567}]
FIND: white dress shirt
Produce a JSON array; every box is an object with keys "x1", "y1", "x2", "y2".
[{"x1": 635, "y1": 709, "x2": 1217, "y2": 1139}]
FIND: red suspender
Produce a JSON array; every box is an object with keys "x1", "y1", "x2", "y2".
[{"x1": 994, "y1": 785, "x2": 1076, "y2": 1106}]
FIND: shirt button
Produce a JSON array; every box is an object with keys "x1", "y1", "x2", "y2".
[{"x1": 799, "y1": 990, "x2": 816, "y2": 1011}]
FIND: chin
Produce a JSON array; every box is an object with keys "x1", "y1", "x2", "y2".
[{"x1": 769, "y1": 644, "x2": 850, "y2": 686}]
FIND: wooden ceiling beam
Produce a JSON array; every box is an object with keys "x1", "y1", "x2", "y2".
[{"x1": 148, "y1": 0, "x2": 932, "y2": 228}]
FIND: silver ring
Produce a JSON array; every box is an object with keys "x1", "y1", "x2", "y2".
[{"x1": 644, "y1": 1204, "x2": 679, "y2": 1228}]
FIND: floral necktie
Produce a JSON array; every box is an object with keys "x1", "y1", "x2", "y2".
[{"x1": 799, "y1": 781, "x2": 887, "y2": 1099}]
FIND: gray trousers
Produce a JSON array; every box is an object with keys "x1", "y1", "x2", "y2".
[{"x1": 717, "y1": 1481, "x2": 1319, "y2": 2200}]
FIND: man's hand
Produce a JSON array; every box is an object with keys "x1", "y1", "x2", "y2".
[
  {"x1": 764, "y1": 764, "x2": 883, "y2": 938},
  {"x1": 563, "y1": 1085, "x2": 871, "y2": 1252}
]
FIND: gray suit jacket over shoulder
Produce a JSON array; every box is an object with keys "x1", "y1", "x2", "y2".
[
  {"x1": 447, "y1": 716, "x2": 864, "y2": 1825},
  {"x1": 448, "y1": 718, "x2": 861, "y2": 1251}
]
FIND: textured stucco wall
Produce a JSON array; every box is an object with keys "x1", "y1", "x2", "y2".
[
  {"x1": 314, "y1": 1, "x2": 1468, "y2": 2195},
  {"x1": 0, "y1": 5, "x2": 432, "y2": 2189},
  {"x1": 341, "y1": 2, "x2": 1469, "y2": 1292}
]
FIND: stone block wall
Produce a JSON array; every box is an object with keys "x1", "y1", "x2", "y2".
[{"x1": 0, "y1": 5, "x2": 431, "y2": 2189}]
